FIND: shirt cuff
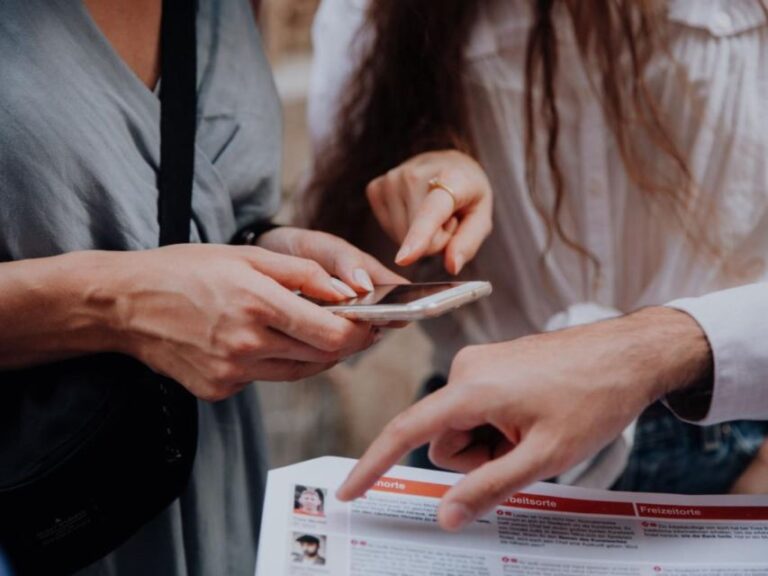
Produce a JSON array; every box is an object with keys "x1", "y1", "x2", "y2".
[{"x1": 665, "y1": 283, "x2": 768, "y2": 425}]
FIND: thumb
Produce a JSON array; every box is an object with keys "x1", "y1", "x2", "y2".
[{"x1": 437, "y1": 432, "x2": 552, "y2": 532}]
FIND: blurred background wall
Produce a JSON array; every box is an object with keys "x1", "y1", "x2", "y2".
[{"x1": 256, "y1": 0, "x2": 434, "y2": 468}]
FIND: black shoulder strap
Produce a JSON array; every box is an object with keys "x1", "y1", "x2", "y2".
[
  {"x1": 158, "y1": 0, "x2": 197, "y2": 245},
  {"x1": 154, "y1": 0, "x2": 199, "y2": 469}
]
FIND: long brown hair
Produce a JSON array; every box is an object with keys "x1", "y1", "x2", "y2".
[{"x1": 305, "y1": 0, "x2": 694, "y2": 263}]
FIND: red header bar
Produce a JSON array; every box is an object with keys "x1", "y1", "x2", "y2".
[
  {"x1": 370, "y1": 478, "x2": 633, "y2": 516},
  {"x1": 371, "y1": 477, "x2": 449, "y2": 499},
  {"x1": 501, "y1": 494, "x2": 635, "y2": 517},
  {"x1": 637, "y1": 503, "x2": 768, "y2": 521},
  {"x1": 369, "y1": 478, "x2": 768, "y2": 521}
]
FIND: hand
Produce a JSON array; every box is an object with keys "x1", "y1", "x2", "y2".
[
  {"x1": 730, "y1": 441, "x2": 768, "y2": 494},
  {"x1": 102, "y1": 244, "x2": 379, "y2": 401},
  {"x1": 337, "y1": 308, "x2": 712, "y2": 531},
  {"x1": 366, "y1": 150, "x2": 493, "y2": 275},
  {"x1": 257, "y1": 227, "x2": 407, "y2": 294}
]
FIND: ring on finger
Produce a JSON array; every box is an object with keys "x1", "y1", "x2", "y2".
[{"x1": 428, "y1": 177, "x2": 458, "y2": 211}]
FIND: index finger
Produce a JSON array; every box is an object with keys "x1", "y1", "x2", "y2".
[
  {"x1": 395, "y1": 189, "x2": 457, "y2": 266},
  {"x1": 264, "y1": 277, "x2": 374, "y2": 353},
  {"x1": 336, "y1": 387, "x2": 463, "y2": 501}
]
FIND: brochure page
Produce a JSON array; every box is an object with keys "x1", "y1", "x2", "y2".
[{"x1": 256, "y1": 457, "x2": 768, "y2": 576}]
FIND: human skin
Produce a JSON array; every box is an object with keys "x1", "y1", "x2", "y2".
[
  {"x1": 338, "y1": 307, "x2": 714, "y2": 530},
  {"x1": 365, "y1": 150, "x2": 493, "y2": 275},
  {"x1": 0, "y1": 1, "x2": 406, "y2": 399},
  {"x1": 360, "y1": 145, "x2": 768, "y2": 516},
  {"x1": 0, "y1": 238, "x2": 402, "y2": 401},
  {"x1": 298, "y1": 490, "x2": 322, "y2": 513},
  {"x1": 300, "y1": 543, "x2": 320, "y2": 558}
]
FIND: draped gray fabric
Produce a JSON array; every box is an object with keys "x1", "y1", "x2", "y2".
[{"x1": 0, "y1": 0, "x2": 281, "y2": 573}]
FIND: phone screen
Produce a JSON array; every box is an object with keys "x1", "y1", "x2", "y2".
[{"x1": 331, "y1": 283, "x2": 464, "y2": 306}]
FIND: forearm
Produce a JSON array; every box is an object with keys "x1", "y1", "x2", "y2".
[
  {"x1": 626, "y1": 306, "x2": 713, "y2": 401},
  {"x1": 0, "y1": 251, "x2": 121, "y2": 369}
]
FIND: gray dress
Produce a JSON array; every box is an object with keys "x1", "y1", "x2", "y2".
[{"x1": 0, "y1": 0, "x2": 281, "y2": 574}]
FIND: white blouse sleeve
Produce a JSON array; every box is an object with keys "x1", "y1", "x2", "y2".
[
  {"x1": 308, "y1": 0, "x2": 369, "y2": 152},
  {"x1": 666, "y1": 283, "x2": 768, "y2": 424}
]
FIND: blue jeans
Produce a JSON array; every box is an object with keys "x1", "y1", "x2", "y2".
[
  {"x1": 612, "y1": 402, "x2": 768, "y2": 494},
  {"x1": 410, "y1": 376, "x2": 768, "y2": 494}
]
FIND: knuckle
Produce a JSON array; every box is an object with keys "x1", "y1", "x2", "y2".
[
  {"x1": 257, "y1": 304, "x2": 281, "y2": 328},
  {"x1": 211, "y1": 361, "x2": 243, "y2": 388},
  {"x1": 484, "y1": 476, "x2": 514, "y2": 503},
  {"x1": 427, "y1": 443, "x2": 447, "y2": 468},
  {"x1": 322, "y1": 326, "x2": 350, "y2": 351},
  {"x1": 450, "y1": 345, "x2": 480, "y2": 376},
  {"x1": 304, "y1": 259, "x2": 327, "y2": 280},
  {"x1": 535, "y1": 441, "x2": 567, "y2": 473},
  {"x1": 402, "y1": 167, "x2": 422, "y2": 189},
  {"x1": 283, "y1": 360, "x2": 311, "y2": 382},
  {"x1": 385, "y1": 413, "x2": 415, "y2": 451},
  {"x1": 318, "y1": 348, "x2": 343, "y2": 364},
  {"x1": 228, "y1": 333, "x2": 264, "y2": 357},
  {"x1": 241, "y1": 291, "x2": 274, "y2": 323},
  {"x1": 366, "y1": 180, "x2": 381, "y2": 201},
  {"x1": 279, "y1": 312, "x2": 302, "y2": 341},
  {"x1": 444, "y1": 149, "x2": 463, "y2": 161},
  {"x1": 198, "y1": 384, "x2": 228, "y2": 403}
]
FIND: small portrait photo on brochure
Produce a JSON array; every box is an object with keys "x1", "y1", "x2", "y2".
[
  {"x1": 293, "y1": 485, "x2": 326, "y2": 518},
  {"x1": 290, "y1": 533, "x2": 327, "y2": 567}
]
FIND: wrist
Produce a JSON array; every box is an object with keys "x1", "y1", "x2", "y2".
[
  {"x1": 255, "y1": 226, "x2": 302, "y2": 255},
  {"x1": 625, "y1": 306, "x2": 713, "y2": 402},
  {"x1": 0, "y1": 251, "x2": 132, "y2": 368},
  {"x1": 233, "y1": 221, "x2": 282, "y2": 246},
  {"x1": 59, "y1": 250, "x2": 134, "y2": 355}
]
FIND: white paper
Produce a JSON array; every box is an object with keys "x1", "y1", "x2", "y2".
[{"x1": 256, "y1": 457, "x2": 768, "y2": 575}]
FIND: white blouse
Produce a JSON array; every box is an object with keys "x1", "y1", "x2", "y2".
[{"x1": 309, "y1": 0, "x2": 768, "y2": 484}]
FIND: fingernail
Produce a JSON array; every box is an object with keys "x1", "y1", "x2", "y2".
[
  {"x1": 331, "y1": 278, "x2": 357, "y2": 298},
  {"x1": 354, "y1": 268, "x2": 375, "y2": 292},
  {"x1": 395, "y1": 244, "x2": 412, "y2": 264},
  {"x1": 440, "y1": 502, "x2": 473, "y2": 532},
  {"x1": 453, "y1": 254, "x2": 465, "y2": 275}
]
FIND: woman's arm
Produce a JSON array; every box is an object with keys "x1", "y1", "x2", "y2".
[
  {"x1": 0, "y1": 251, "x2": 120, "y2": 369},
  {"x1": 0, "y1": 245, "x2": 380, "y2": 400}
]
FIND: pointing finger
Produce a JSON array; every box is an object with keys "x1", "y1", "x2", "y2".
[{"x1": 337, "y1": 387, "x2": 465, "y2": 501}]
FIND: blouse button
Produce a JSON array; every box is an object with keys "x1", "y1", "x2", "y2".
[{"x1": 711, "y1": 11, "x2": 733, "y2": 35}]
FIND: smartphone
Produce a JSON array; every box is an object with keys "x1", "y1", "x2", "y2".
[{"x1": 321, "y1": 281, "x2": 492, "y2": 322}]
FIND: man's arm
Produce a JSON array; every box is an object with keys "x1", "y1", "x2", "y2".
[
  {"x1": 340, "y1": 282, "x2": 768, "y2": 529},
  {"x1": 338, "y1": 306, "x2": 715, "y2": 530}
]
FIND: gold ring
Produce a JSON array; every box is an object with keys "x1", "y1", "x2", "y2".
[{"x1": 427, "y1": 177, "x2": 458, "y2": 210}]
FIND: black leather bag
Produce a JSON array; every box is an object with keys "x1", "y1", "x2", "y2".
[{"x1": 0, "y1": 2, "x2": 199, "y2": 573}]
